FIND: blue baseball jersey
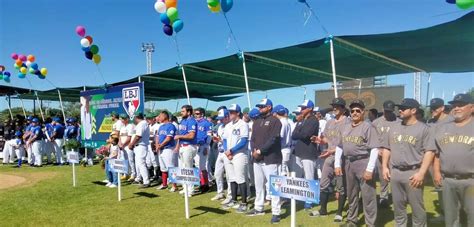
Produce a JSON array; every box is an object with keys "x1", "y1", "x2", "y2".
[
  {"x1": 157, "y1": 122, "x2": 176, "y2": 149},
  {"x1": 24, "y1": 124, "x2": 33, "y2": 139},
  {"x1": 178, "y1": 117, "x2": 198, "y2": 145},
  {"x1": 32, "y1": 126, "x2": 44, "y2": 141},
  {"x1": 53, "y1": 124, "x2": 65, "y2": 139},
  {"x1": 65, "y1": 125, "x2": 78, "y2": 139},
  {"x1": 45, "y1": 123, "x2": 54, "y2": 138},
  {"x1": 196, "y1": 119, "x2": 212, "y2": 145}
]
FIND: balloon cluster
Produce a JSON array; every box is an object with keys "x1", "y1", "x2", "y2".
[
  {"x1": 76, "y1": 26, "x2": 102, "y2": 64},
  {"x1": 154, "y1": 0, "x2": 184, "y2": 36},
  {"x1": 446, "y1": 0, "x2": 474, "y2": 9},
  {"x1": 10, "y1": 53, "x2": 47, "y2": 80},
  {"x1": 206, "y1": 0, "x2": 233, "y2": 13},
  {"x1": 0, "y1": 65, "x2": 11, "y2": 83}
]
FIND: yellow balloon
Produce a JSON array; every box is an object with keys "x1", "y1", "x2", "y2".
[
  {"x1": 40, "y1": 68, "x2": 48, "y2": 76},
  {"x1": 208, "y1": 3, "x2": 221, "y2": 13},
  {"x1": 93, "y1": 54, "x2": 102, "y2": 64},
  {"x1": 20, "y1": 67, "x2": 27, "y2": 74}
]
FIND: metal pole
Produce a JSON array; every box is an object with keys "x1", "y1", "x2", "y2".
[
  {"x1": 72, "y1": 163, "x2": 76, "y2": 187},
  {"x1": 33, "y1": 99, "x2": 36, "y2": 116},
  {"x1": 425, "y1": 73, "x2": 431, "y2": 106},
  {"x1": 241, "y1": 52, "x2": 252, "y2": 110},
  {"x1": 17, "y1": 95, "x2": 27, "y2": 117},
  {"x1": 35, "y1": 91, "x2": 45, "y2": 122},
  {"x1": 290, "y1": 172, "x2": 296, "y2": 227},
  {"x1": 118, "y1": 171, "x2": 121, "y2": 201},
  {"x1": 205, "y1": 99, "x2": 209, "y2": 111},
  {"x1": 358, "y1": 79, "x2": 362, "y2": 98},
  {"x1": 184, "y1": 184, "x2": 190, "y2": 219},
  {"x1": 58, "y1": 89, "x2": 66, "y2": 121},
  {"x1": 180, "y1": 65, "x2": 191, "y2": 105},
  {"x1": 7, "y1": 96, "x2": 13, "y2": 120},
  {"x1": 329, "y1": 39, "x2": 338, "y2": 98}
]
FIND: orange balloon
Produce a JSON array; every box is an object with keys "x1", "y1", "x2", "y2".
[
  {"x1": 16, "y1": 59, "x2": 22, "y2": 66},
  {"x1": 27, "y1": 55, "x2": 35, "y2": 62},
  {"x1": 165, "y1": 0, "x2": 177, "y2": 8}
]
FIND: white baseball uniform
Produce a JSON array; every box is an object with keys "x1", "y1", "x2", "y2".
[
  {"x1": 133, "y1": 120, "x2": 150, "y2": 185},
  {"x1": 222, "y1": 119, "x2": 249, "y2": 184},
  {"x1": 120, "y1": 123, "x2": 136, "y2": 177}
]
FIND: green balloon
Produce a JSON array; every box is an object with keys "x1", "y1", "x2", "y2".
[
  {"x1": 207, "y1": 0, "x2": 219, "y2": 7},
  {"x1": 457, "y1": 0, "x2": 474, "y2": 9},
  {"x1": 29, "y1": 67, "x2": 35, "y2": 74},
  {"x1": 90, "y1": 45, "x2": 99, "y2": 54},
  {"x1": 167, "y1": 7, "x2": 179, "y2": 23},
  {"x1": 0, "y1": 74, "x2": 3, "y2": 80}
]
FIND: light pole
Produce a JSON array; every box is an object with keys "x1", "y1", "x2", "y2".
[{"x1": 141, "y1": 43, "x2": 155, "y2": 75}]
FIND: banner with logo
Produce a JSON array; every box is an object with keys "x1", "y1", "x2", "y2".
[
  {"x1": 269, "y1": 175, "x2": 320, "y2": 204},
  {"x1": 168, "y1": 167, "x2": 200, "y2": 186},
  {"x1": 109, "y1": 159, "x2": 129, "y2": 174},
  {"x1": 80, "y1": 82, "x2": 144, "y2": 148}
]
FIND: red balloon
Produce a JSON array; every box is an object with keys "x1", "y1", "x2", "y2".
[{"x1": 85, "y1": 36, "x2": 93, "y2": 45}]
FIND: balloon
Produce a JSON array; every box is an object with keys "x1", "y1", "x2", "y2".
[
  {"x1": 18, "y1": 73, "x2": 26, "y2": 79},
  {"x1": 4, "y1": 76, "x2": 10, "y2": 83},
  {"x1": 85, "y1": 35, "x2": 93, "y2": 44},
  {"x1": 38, "y1": 75, "x2": 46, "y2": 79},
  {"x1": 90, "y1": 45, "x2": 99, "y2": 54},
  {"x1": 154, "y1": 1, "x2": 167, "y2": 13},
  {"x1": 76, "y1": 26, "x2": 86, "y2": 37},
  {"x1": 82, "y1": 46, "x2": 90, "y2": 52},
  {"x1": 0, "y1": 65, "x2": 4, "y2": 72},
  {"x1": 221, "y1": 0, "x2": 233, "y2": 12},
  {"x1": 40, "y1": 68, "x2": 48, "y2": 76},
  {"x1": 11, "y1": 53, "x2": 18, "y2": 60},
  {"x1": 160, "y1": 13, "x2": 170, "y2": 25},
  {"x1": 297, "y1": 0, "x2": 306, "y2": 2},
  {"x1": 27, "y1": 55, "x2": 35, "y2": 62},
  {"x1": 19, "y1": 55, "x2": 27, "y2": 62},
  {"x1": 208, "y1": 3, "x2": 221, "y2": 12},
  {"x1": 31, "y1": 63, "x2": 39, "y2": 70},
  {"x1": 85, "y1": 51, "x2": 93, "y2": 60},
  {"x1": 25, "y1": 61, "x2": 32, "y2": 67},
  {"x1": 3, "y1": 71, "x2": 10, "y2": 77},
  {"x1": 14, "y1": 63, "x2": 20, "y2": 70},
  {"x1": 92, "y1": 54, "x2": 101, "y2": 64},
  {"x1": 163, "y1": 24, "x2": 173, "y2": 36},
  {"x1": 167, "y1": 7, "x2": 178, "y2": 22},
  {"x1": 446, "y1": 0, "x2": 456, "y2": 3},
  {"x1": 0, "y1": 74, "x2": 2, "y2": 80},
  {"x1": 81, "y1": 38, "x2": 91, "y2": 47},
  {"x1": 20, "y1": 67, "x2": 27, "y2": 74},
  {"x1": 207, "y1": 0, "x2": 219, "y2": 7},
  {"x1": 15, "y1": 60, "x2": 22, "y2": 67},
  {"x1": 172, "y1": 19, "x2": 184, "y2": 33},
  {"x1": 29, "y1": 67, "x2": 35, "y2": 74},
  {"x1": 33, "y1": 69, "x2": 41, "y2": 75},
  {"x1": 456, "y1": 0, "x2": 474, "y2": 9},
  {"x1": 165, "y1": 0, "x2": 177, "y2": 8}
]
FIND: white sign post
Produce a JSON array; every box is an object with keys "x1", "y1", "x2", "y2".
[
  {"x1": 290, "y1": 172, "x2": 296, "y2": 227},
  {"x1": 110, "y1": 159, "x2": 129, "y2": 202},
  {"x1": 168, "y1": 167, "x2": 200, "y2": 219},
  {"x1": 67, "y1": 151, "x2": 79, "y2": 187}
]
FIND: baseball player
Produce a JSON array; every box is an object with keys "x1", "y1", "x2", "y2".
[
  {"x1": 118, "y1": 114, "x2": 136, "y2": 181},
  {"x1": 371, "y1": 100, "x2": 400, "y2": 208},
  {"x1": 12, "y1": 131, "x2": 25, "y2": 167},
  {"x1": 334, "y1": 100, "x2": 379, "y2": 227},
  {"x1": 146, "y1": 114, "x2": 160, "y2": 182},
  {"x1": 432, "y1": 93, "x2": 473, "y2": 227},
  {"x1": 427, "y1": 98, "x2": 454, "y2": 126},
  {"x1": 111, "y1": 112, "x2": 124, "y2": 136},
  {"x1": 128, "y1": 113, "x2": 151, "y2": 188},
  {"x1": 246, "y1": 98, "x2": 282, "y2": 224},
  {"x1": 246, "y1": 107, "x2": 260, "y2": 198},
  {"x1": 381, "y1": 98, "x2": 436, "y2": 227},
  {"x1": 272, "y1": 105, "x2": 293, "y2": 177},
  {"x1": 50, "y1": 117, "x2": 65, "y2": 165},
  {"x1": 309, "y1": 98, "x2": 349, "y2": 222},
  {"x1": 23, "y1": 116, "x2": 34, "y2": 165},
  {"x1": 155, "y1": 111, "x2": 178, "y2": 191},
  {"x1": 2, "y1": 129, "x2": 16, "y2": 165},
  {"x1": 211, "y1": 107, "x2": 232, "y2": 203},
  {"x1": 27, "y1": 118, "x2": 44, "y2": 167},
  {"x1": 174, "y1": 105, "x2": 198, "y2": 197},
  {"x1": 43, "y1": 118, "x2": 54, "y2": 165},
  {"x1": 194, "y1": 107, "x2": 213, "y2": 192},
  {"x1": 221, "y1": 104, "x2": 250, "y2": 213}
]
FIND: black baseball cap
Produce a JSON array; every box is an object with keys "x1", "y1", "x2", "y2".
[
  {"x1": 383, "y1": 100, "x2": 396, "y2": 112},
  {"x1": 349, "y1": 99, "x2": 365, "y2": 109},
  {"x1": 135, "y1": 112, "x2": 145, "y2": 119},
  {"x1": 448, "y1": 93, "x2": 473, "y2": 105},
  {"x1": 330, "y1": 97, "x2": 346, "y2": 107},
  {"x1": 119, "y1": 113, "x2": 128, "y2": 119},
  {"x1": 428, "y1": 98, "x2": 444, "y2": 109},
  {"x1": 395, "y1": 98, "x2": 420, "y2": 109}
]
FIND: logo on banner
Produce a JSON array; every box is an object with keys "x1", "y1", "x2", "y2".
[
  {"x1": 271, "y1": 177, "x2": 283, "y2": 191},
  {"x1": 122, "y1": 86, "x2": 140, "y2": 119}
]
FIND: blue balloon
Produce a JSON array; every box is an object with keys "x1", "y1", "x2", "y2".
[
  {"x1": 172, "y1": 19, "x2": 184, "y2": 33},
  {"x1": 18, "y1": 73, "x2": 26, "y2": 79},
  {"x1": 4, "y1": 76, "x2": 10, "y2": 82},
  {"x1": 297, "y1": 0, "x2": 306, "y2": 2},
  {"x1": 38, "y1": 75, "x2": 46, "y2": 79},
  {"x1": 31, "y1": 63, "x2": 39, "y2": 70},
  {"x1": 82, "y1": 46, "x2": 90, "y2": 52},
  {"x1": 221, "y1": 0, "x2": 233, "y2": 12},
  {"x1": 3, "y1": 71, "x2": 11, "y2": 77},
  {"x1": 34, "y1": 69, "x2": 41, "y2": 76},
  {"x1": 160, "y1": 13, "x2": 170, "y2": 25}
]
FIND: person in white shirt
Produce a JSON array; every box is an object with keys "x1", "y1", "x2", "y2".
[
  {"x1": 272, "y1": 105, "x2": 292, "y2": 177},
  {"x1": 111, "y1": 112, "x2": 124, "y2": 136},
  {"x1": 118, "y1": 114, "x2": 136, "y2": 181},
  {"x1": 146, "y1": 114, "x2": 159, "y2": 181},
  {"x1": 128, "y1": 113, "x2": 150, "y2": 188},
  {"x1": 211, "y1": 107, "x2": 232, "y2": 203}
]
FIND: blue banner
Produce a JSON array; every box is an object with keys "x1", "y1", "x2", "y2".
[
  {"x1": 269, "y1": 175, "x2": 320, "y2": 204},
  {"x1": 168, "y1": 167, "x2": 200, "y2": 186},
  {"x1": 80, "y1": 82, "x2": 144, "y2": 148}
]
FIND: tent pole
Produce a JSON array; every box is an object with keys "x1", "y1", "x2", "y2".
[
  {"x1": 17, "y1": 95, "x2": 27, "y2": 117},
  {"x1": 329, "y1": 39, "x2": 338, "y2": 98},
  {"x1": 35, "y1": 91, "x2": 45, "y2": 122},
  {"x1": 175, "y1": 100, "x2": 180, "y2": 113},
  {"x1": 180, "y1": 65, "x2": 191, "y2": 105},
  {"x1": 7, "y1": 95, "x2": 14, "y2": 120},
  {"x1": 205, "y1": 99, "x2": 209, "y2": 111},
  {"x1": 58, "y1": 89, "x2": 67, "y2": 121},
  {"x1": 425, "y1": 73, "x2": 431, "y2": 106},
  {"x1": 241, "y1": 52, "x2": 252, "y2": 110}
]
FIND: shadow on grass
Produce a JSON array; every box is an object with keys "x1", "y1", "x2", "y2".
[
  {"x1": 133, "y1": 192, "x2": 159, "y2": 198},
  {"x1": 191, "y1": 206, "x2": 230, "y2": 218},
  {"x1": 91, "y1": 181, "x2": 107, "y2": 186}
]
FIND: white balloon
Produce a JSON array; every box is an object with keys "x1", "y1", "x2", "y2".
[
  {"x1": 80, "y1": 38, "x2": 90, "y2": 47},
  {"x1": 154, "y1": 1, "x2": 166, "y2": 14},
  {"x1": 25, "y1": 61, "x2": 32, "y2": 67}
]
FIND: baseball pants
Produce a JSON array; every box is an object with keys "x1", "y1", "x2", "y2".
[
  {"x1": 27, "y1": 145, "x2": 33, "y2": 164},
  {"x1": 2, "y1": 140, "x2": 15, "y2": 163},
  {"x1": 215, "y1": 152, "x2": 231, "y2": 197},
  {"x1": 194, "y1": 145, "x2": 209, "y2": 171},
  {"x1": 146, "y1": 145, "x2": 158, "y2": 168},
  {"x1": 391, "y1": 168, "x2": 426, "y2": 227},
  {"x1": 319, "y1": 155, "x2": 347, "y2": 215},
  {"x1": 134, "y1": 145, "x2": 150, "y2": 185},
  {"x1": 179, "y1": 145, "x2": 197, "y2": 168},
  {"x1": 32, "y1": 140, "x2": 43, "y2": 166},
  {"x1": 43, "y1": 140, "x2": 53, "y2": 163},
  {"x1": 280, "y1": 148, "x2": 292, "y2": 176},
  {"x1": 442, "y1": 177, "x2": 474, "y2": 227},
  {"x1": 253, "y1": 162, "x2": 281, "y2": 215},
  {"x1": 377, "y1": 158, "x2": 390, "y2": 200},
  {"x1": 345, "y1": 158, "x2": 377, "y2": 226},
  {"x1": 124, "y1": 147, "x2": 136, "y2": 178},
  {"x1": 53, "y1": 139, "x2": 64, "y2": 164},
  {"x1": 158, "y1": 148, "x2": 178, "y2": 172}
]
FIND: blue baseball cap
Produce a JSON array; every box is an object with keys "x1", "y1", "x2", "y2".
[
  {"x1": 256, "y1": 98, "x2": 273, "y2": 108},
  {"x1": 284, "y1": 108, "x2": 289, "y2": 115},
  {"x1": 228, "y1": 104, "x2": 241, "y2": 113},
  {"x1": 272, "y1": 105, "x2": 286, "y2": 115},
  {"x1": 248, "y1": 108, "x2": 260, "y2": 119},
  {"x1": 15, "y1": 131, "x2": 22, "y2": 137},
  {"x1": 52, "y1": 117, "x2": 61, "y2": 122},
  {"x1": 216, "y1": 109, "x2": 230, "y2": 120},
  {"x1": 31, "y1": 118, "x2": 39, "y2": 123},
  {"x1": 68, "y1": 117, "x2": 77, "y2": 123},
  {"x1": 27, "y1": 116, "x2": 33, "y2": 121},
  {"x1": 298, "y1": 100, "x2": 315, "y2": 109}
]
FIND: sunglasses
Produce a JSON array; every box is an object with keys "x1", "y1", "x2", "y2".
[
  {"x1": 350, "y1": 109, "x2": 362, "y2": 114},
  {"x1": 194, "y1": 112, "x2": 202, "y2": 116}
]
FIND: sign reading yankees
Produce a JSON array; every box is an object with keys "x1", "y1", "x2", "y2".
[{"x1": 269, "y1": 175, "x2": 320, "y2": 204}]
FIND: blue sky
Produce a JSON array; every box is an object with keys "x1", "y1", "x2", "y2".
[{"x1": 1, "y1": 0, "x2": 473, "y2": 112}]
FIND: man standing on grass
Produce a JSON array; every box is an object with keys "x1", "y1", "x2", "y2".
[
  {"x1": 155, "y1": 111, "x2": 178, "y2": 192},
  {"x1": 194, "y1": 107, "x2": 213, "y2": 193},
  {"x1": 128, "y1": 113, "x2": 151, "y2": 188},
  {"x1": 118, "y1": 114, "x2": 135, "y2": 181}
]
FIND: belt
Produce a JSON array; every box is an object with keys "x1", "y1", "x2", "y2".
[
  {"x1": 393, "y1": 164, "x2": 421, "y2": 171},
  {"x1": 443, "y1": 173, "x2": 474, "y2": 180},
  {"x1": 346, "y1": 154, "x2": 369, "y2": 162},
  {"x1": 180, "y1": 144, "x2": 197, "y2": 147}
]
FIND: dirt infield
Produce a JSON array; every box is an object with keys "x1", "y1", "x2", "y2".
[{"x1": 0, "y1": 172, "x2": 57, "y2": 190}]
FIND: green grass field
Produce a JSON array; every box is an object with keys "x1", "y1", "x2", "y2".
[{"x1": 0, "y1": 164, "x2": 445, "y2": 226}]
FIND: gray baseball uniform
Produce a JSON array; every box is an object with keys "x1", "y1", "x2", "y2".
[
  {"x1": 381, "y1": 121, "x2": 436, "y2": 227},
  {"x1": 434, "y1": 119, "x2": 474, "y2": 227}
]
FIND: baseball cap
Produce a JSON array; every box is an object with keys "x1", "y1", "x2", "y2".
[
  {"x1": 145, "y1": 113, "x2": 155, "y2": 119},
  {"x1": 330, "y1": 97, "x2": 346, "y2": 107},
  {"x1": 216, "y1": 108, "x2": 230, "y2": 120},
  {"x1": 31, "y1": 118, "x2": 39, "y2": 123},
  {"x1": 256, "y1": 98, "x2": 273, "y2": 108},
  {"x1": 52, "y1": 117, "x2": 61, "y2": 122},
  {"x1": 272, "y1": 105, "x2": 286, "y2": 115},
  {"x1": 448, "y1": 93, "x2": 473, "y2": 105},
  {"x1": 349, "y1": 99, "x2": 365, "y2": 109},
  {"x1": 395, "y1": 98, "x2": 420, "y2": 109},
  {"x1": 228, "y1": 104, "x2": 241, "y2": 113},
  {"x1": 292, "y1": 107, "x2": 302, "y2": 115},
  {"x1": 27, "y1": 116, "x2": 33, "y2": 121},
  {"x1": 428, "y1": 98, "x2": 444, "y2": 109},
  {"x1": 298, "y1": 100, "x2": 315, "y2": 109},
  {"x1": 69, "y1": 117, "x2": 77, "y2": 123},
  {"x1": 111, "y1": 111, "x2": 119, "y2": 118},
  {"x1": 284, "y1": 108, "x2": 289, "y2": 115},
  {"x1": 383, "y1": 100, "x2": 396, "y2": 112},
  {"x1": 248, "y1": 108, "x2": 260, "y2": 119},
  {"x1": 135, "y1": 112, "x2": 145, "y2": 119},
  {"x1": 15, "y1": 131, "x2": 22, "y2": 137},
  {"x1": 119, "y1": 113, "x2": 129, "y2": 119},
  {"x1": 313, "y1": 106, "x2": 321, "y2": 113}
]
